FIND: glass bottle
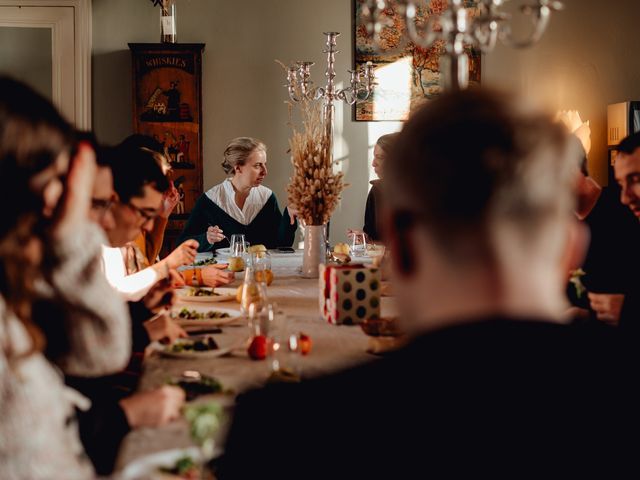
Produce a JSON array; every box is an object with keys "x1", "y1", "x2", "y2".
[
  {"x1": 160, "y1": 0, "x2": 177, "y2": 43},
  {"x1": 240, "y1": 267, "x2": 267, "y2": 316}
]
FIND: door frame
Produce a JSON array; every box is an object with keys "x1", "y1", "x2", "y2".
[{"x1": 0, "y1": 0, "x2": 91, "y2": 128}]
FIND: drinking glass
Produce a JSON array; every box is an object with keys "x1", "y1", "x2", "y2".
[
  {"x1": 270, "y1": 322, "x2": 302, "y2": 382},
  {"x1": 350, "y1": 232, "x2": 367, "y2": 256},
  {"x1": 248, "y1": 302, "x2": 279, "y2": 338},
  {"x1": 241, "y1": 269, "x2": 268, "y2": 316},
  {"x1": 230, "y1": 234, "x2": 246, "y2": 256}
]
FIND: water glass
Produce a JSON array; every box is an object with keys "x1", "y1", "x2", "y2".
[
  {"x1": 248, "y1": 302, "x2": 279, "y2": 337},
  {"x1": 350, "y1": 232, "x2": 367, "y2": 256},
  {"x1": 230, "y1": 234, "x2": 246, "y2": 256}
]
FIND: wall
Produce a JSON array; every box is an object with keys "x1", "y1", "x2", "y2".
[
  {"x1": 483, "y1": 0, "x2": 640, "y2": 186},
  {"x1": 92, "y1": 0, "x2": 640, "y2": 245},
  {"x1": 92, "y1": 0, "x2": 400, "y2": 246}
]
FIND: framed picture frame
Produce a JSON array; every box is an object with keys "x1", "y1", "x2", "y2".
[{"x1": 353, "y1": 0, "x2": 481, "y2": 122}]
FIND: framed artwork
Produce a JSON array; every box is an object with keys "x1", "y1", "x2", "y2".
[
  {"x1": 129, "y1": 43, "x2": 205, "y2": 255},
  {"x1": 353, "y1": 0, "x2": 481, "y2": 121}
]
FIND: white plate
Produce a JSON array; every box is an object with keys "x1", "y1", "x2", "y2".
[
  {"x1": 176, "y1": 287, "x2": 236, "y2": 303},
  {"x1": 215, "y1": 247, "x2": 232, "y2": 257},
  {"x1": 153, "y1": 336, "x2": 239, "y2": 359},
  {"x1": 119, "y1": 446, "x2": 208, "y2": 480},
  {"x1": 171, "y1": 305, "x2": 242, "y2": 327}
]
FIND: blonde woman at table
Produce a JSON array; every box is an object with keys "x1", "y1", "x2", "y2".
[
  {"x1": 0, "y1": 77, "x2": 130, "y2": 480},
  {"x1": 178, "y1": 137, "x2": 298, "y2": 252}
]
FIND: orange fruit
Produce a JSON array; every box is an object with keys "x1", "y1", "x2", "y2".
[
  {"x1": 299, "y1": 333, "x2": 312, "y2": 355},
  {"x1": 255, "y1": 269, "x2": 274, "y2": 286}
]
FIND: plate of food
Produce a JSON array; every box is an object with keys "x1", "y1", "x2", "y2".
[
  {"x1": 119, "y1": 447, "x2": 211, "y2": 480},
  {"x1": 168, "y1": 373, "x2": 226, "y2": 401},
  {"x1": 171, "y1": 306, "x2": 241, "y2": 327},
  {"x1": 155, "y1": 335, "x2": 235, "y2": 359},
  {"x1": 176, "y1": 287, "x2": 236, "y2": 303}
]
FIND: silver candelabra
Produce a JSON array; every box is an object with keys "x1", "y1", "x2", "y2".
[
  {"x1": 284, "y1": 32, "x2": 376, "y2": 165},
  {"x1": 360, "y1": 0, "x2": 563, "y2": 90}
]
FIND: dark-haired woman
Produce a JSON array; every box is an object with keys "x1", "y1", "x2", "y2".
[
  {"x1": 178, "y1": 137, "x2": 297, "y2": 252},
  {"x1": 0, "y1": 77, "x2": 130, "y2": 479}
]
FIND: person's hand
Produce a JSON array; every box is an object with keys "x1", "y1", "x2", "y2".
[
  {"x1": 164, "y1": 239, "x2": 199, "y2": 270},
  {"x1": 158, "y1": 181, "x2": 180, "y2": 219},
  {"x1": 52, "y1": 143, "x2": 97, "y2": 239},
  {"x1": 119, "y1": 386, "x2": 185, "y2": 428},
  {"x1": 347, "y1": 229, "x2": 364, "y2": 237},
  {"x1": 287, "y1": 207, "x2": 299, "y2": 225},
  {"x1": 143, "y1": 314, "x2": 187, "y2": 343},
  {"x1": 206, "y1": 225, "x2": 225, "y2": 245},
  {"x1": 564, "y1": 306, "x2": 591, "y2": 322},
  {"x1": 588, "y1": 293, "x2": 625, "y2": 326},
  {"x1": 201, "y1": 264, "x2": 234, "y2": 287},
  {"x1": 143, "y1": 277, "x2": 176, "y2": 311},
  {"x1": 170, "y1": 268, "x2": 186, "y2": 288}
]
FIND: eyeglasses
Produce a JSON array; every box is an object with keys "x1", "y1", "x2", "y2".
[
  {"x1": 126, "y1": 202, "x2": 159, "y2": 224},
  {"x1": 91, "y1": 197, "x2": 113, "y2": 212},
  {"x1": 91, "y1": 197, "x2": 114, "y2": 220}
]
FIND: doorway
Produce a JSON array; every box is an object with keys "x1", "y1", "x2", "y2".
[{"x1": 0, "y1": 1, "x2": 91, "y2": 128}]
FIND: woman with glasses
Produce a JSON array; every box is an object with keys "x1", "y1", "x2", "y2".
[
  {"x1": 178, "y1": 137, "x2": 298, "y2": 252},
  {"x1": 0, "y1": 76, "x2": 131, "y2": 479}
]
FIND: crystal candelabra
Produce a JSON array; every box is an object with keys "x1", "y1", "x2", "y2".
[
  {"x1": 360, "y1": 0, "x2": 563, "y2": 90},
  {"x1": 284, "y1": 32, "x2": 376, "y2": 166}
]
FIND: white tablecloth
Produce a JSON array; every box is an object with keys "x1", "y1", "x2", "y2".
[{"x1": 116, "y1": 251, "x2": 396, "y2": 470}]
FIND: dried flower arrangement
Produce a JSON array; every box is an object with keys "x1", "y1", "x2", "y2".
[{"x1": 280, "y1": 64, "x2": 346, "y2": 226}]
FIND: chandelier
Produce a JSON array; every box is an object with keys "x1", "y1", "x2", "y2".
[{"x1": 360, "y1": 0, "x2": 563, "y2": 90}]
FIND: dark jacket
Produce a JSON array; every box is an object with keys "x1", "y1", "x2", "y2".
[
  {"x1": 363, "y1": 180, "x2": 382, "y2": 241},
  {"x1": 178, "y1": 192, "x2": 297, "y2": 253},
  {"x1": 216, "y1": 318, "x2": 635, "y2": 479}
]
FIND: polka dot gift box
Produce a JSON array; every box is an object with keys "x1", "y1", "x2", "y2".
[{"x1": 319, "y1": 264, "x2": 381, "y2": 325}]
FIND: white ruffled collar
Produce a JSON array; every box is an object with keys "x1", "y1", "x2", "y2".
[{"x1": 205, "y1": 179, "x2": 272, "y2": 226}]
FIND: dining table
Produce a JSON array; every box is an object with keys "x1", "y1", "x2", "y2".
[{"x1": 115, "y1": 250, "x2": 397, "y2": 472}]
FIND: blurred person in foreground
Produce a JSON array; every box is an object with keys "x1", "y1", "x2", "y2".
[
  {"x1": 216, "y1": 89, "x2": 635, "y2": 479},
  {"x1": 66, "y1": 142, "x2": 186, "y2": 475},
  {"x1": 0, "y1": 77, "x2": 130, "y2": 479}
]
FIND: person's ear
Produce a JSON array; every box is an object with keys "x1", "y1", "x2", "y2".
[
  {"x1": 385, "y1": 209, "x2": 417, "y2": 278},
  {"x1": 561, "y1": 219, "x2": 590, "y2": 280}
]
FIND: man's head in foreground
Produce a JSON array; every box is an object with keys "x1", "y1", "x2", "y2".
[{"x1": 383, "y1": 88, "x2": 583, "y2": 332}]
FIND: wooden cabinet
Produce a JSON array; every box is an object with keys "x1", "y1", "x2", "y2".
[{"x1": 129, "y1": 43, "x2": 205, "y2": 257}]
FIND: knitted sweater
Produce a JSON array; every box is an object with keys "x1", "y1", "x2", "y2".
[
  {"x1": 178, "y1": 180, "x2": 297, "y2": 252},
  {"x1": 0, "y1": 223, "x2": 131, "y2": 480}
]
